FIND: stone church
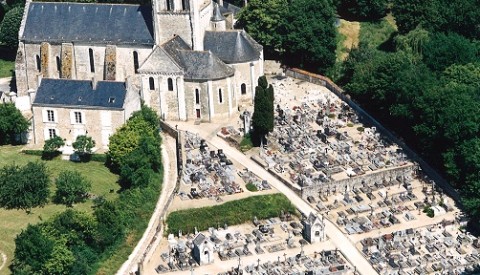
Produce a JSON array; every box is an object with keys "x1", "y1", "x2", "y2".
[{"x1": 15, "y1": 0, "x2": 263, "y2": 148}]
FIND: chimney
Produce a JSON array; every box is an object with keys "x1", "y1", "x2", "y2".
[{"x1": 37, "y1": 74, "x2": 42, "y2": 86}]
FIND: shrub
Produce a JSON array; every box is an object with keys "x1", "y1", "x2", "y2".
[
  {"x1": 357, "y1": 127, "x2": 365, "y2": 132},
  {"x1": 22, "y1": 149, "x2": 44, "y2": 156},
  {"x1": 246, "y1": 182, "x2": 258, "y2": 192},
  {"x1": 54, "y1": 170, "x2": 92, "y2": 207},
  {"x1": 42, "y1": 136, "x2": 64, "y2": 160},
  {"x1": 240, "y1": 134, "x2": 253, "y2": 152},
  {"x1": 347, "y1": 123, "x2": 354, "y2": 127}
]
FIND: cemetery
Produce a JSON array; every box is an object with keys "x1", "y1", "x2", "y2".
[
  {"x1": 175, "y1": 131, "x2": 272, "y2": 204},
  {"x1": 154, "y1": 214, "x2": 356, "y2": 274}
]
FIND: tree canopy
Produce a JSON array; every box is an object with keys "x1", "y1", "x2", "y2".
[
  {"x1": 251, "y1": 76, "x2": 274, "y2": 145},
  {"x1": 0, "y1": 103, "x2": 29, "y2": 145},
  {"x1": 54, "y1": 170, "x2": 92, "y2": 207},
  {"x1": 0, "y1": 162, "x2": 50, "y2": 212},
  {"x1": 0, "y1": 6, "x2": 23, "y2": 49}
]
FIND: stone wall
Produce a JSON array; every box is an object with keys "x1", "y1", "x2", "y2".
[
  {"x1": 155, "y1": 13, "x2": 192, "y2": 47},
  {"x1": 300, "y1": 165, "x2": 414, "y2": 199}
]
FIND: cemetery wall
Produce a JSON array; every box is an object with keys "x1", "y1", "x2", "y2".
[{"x1": 300, "y1": 165, "x2": 413, "y2": 199}]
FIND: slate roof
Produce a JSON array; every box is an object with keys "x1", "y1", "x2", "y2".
[
  {"x1": 218, "y1": 0, "x2": 241, "y2": 15},
  {"x1": 22, "y1": 2, "x2": 154, "y2": 45},
  {"x1": 33, "y1": 78, "x2": 126, "y2": 109},
  {"x1": 137, "y1": 46, "x2": 183, "y2": 74},
  {"x1": 193, "y1": 233, "x2": 207, "y2": 246},
  {"x1": 204, "y1": 30, "x2": 262, "y2": 64},
  {"x1": 211, "y1": 3, "x2": 225, "y2": 22},
  {"x1": 163, "y1": 36, "x2": 234, "y2": 80}
]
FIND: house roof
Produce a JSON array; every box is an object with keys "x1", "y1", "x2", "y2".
[
  {"x1": 163, "y1": 36, "x2": 234, "y2": 80},
  {"x1": 193, "y1": 233, "x2": 207, "y2": 246},
  {"x1": 204, "y1": 30, "x2": 262, "y2": 64},
  {"x1": 137, "y1": 46, "x2": 183, "y2": 74},
  {"x1": 21, "y1": 2, "x2": 154, "y2": 45},
  {"x1": 33, "y1": 78, "x2": 126, "y2": 109}
]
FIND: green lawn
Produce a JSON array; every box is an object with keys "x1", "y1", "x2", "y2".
[
  {"x1": 166, "y1": 193, "x2": 297, "y2": 235},
  {"x1": 0, "y1": 59, "x2": 14, "y2": 78},
  {"x1": 0, "y1": 145, "x2": 119, "y2": 274}
]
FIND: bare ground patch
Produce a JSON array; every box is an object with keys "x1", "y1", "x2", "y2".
[{"x1": 338, "y1": 19, "x2": 360, "y2": 60}]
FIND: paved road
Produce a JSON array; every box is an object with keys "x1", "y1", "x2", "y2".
[{"x1": 176, "y1": 124, "x2": 378, "y2": 275}]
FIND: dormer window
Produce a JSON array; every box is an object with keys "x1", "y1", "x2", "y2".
[{"x1": 109, "y1": 97, "x2": 115, "y2": 103}]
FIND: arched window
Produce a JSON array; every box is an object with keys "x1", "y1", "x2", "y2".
[
  {"x1": 35, "y1": 55, "x2": 41, "y2": 72},
  {"x1": 133, "y1": 51, "x2": 139, "y2": 73},
  {"x1": 241, "y1": 83, "x2": 246, "y2": 95},
  {"x1": 218, "y1": 88, "x2": 223, "y2": 103},
  {"x1": 195, "y1": 89, "x2": 200, "y2": 104},
  {"x1": 167, "y1": 78, "x2": 173, "y2": 91},
  {"x1": 149, "y1": 77, "x2": 155, "y2": 90},
  {"x1": 89, "y1": 48, "x2": 95, "y2": 73},
  {"x1": 56, "y1": 56, "x2": 61, "y2": 72}
]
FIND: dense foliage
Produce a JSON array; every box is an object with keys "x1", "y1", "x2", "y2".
[
  {"x1": 166, "y1": 193, "x2": 296, "y2": 235},
  {"x1": 251, "y1": 76, "x2": 274, "y2": 145},
  {"x1": 392, "y1": 0, "x2": 480, "y2": 39},
  {"x1": 54, "y1": 170, "x2": 92, "y2": 207},
  {"x1": 337, "y1": 0, "x2": 389, "y2": 21},
  {"x1": 339, "y1": 19, "x2": 480, "y2": 225},
  {"x1": 0, "y1": 103, "x2": 29, "y2": 145},
  {"x1": 0, "y1": 162, "x2": 50, "y2": 211},
  {"x1": 0, "y1": 6, "x2": 23, "y2": 49},
  {"x1": 237, "y1": 0, "x2": 337, "y2": 73},
  {"x1": 42, "y1": 136, "x2": 65, "y2": 160},
  {"x1": 12, "y1": 105, "x2": 163, "y2": 274},
  {"x1": 72, "y1": 135, "x2": 95, "y2": 161}
]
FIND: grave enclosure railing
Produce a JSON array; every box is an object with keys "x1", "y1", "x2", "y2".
[{"x1": 284, "y1": 67, "x2": 461, "y2": 205}]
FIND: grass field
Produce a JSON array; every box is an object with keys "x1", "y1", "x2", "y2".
[
  {"x1": 337, "y1": 19, "x2": 360, "y2": 61},
  {"x1": 166, "y1": 193, "x2": 297, "y2": 235},
  {"x1": 0, "y1": 145, "x2": 119, "y2": 274},
  {"x1": 0, "y1": 59, "x2": 14, "y2": 78}
]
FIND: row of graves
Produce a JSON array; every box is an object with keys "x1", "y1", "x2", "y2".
[
  {"x1": 360, "y1": 223, "x2": 480, "y2": 274},
  {"x1": 319, "y1": 173, "x2": 447, "y2": 235},
  {"x1": 260, "y1": 89, "x2": 413, "y2": 202},
  {"x1": 179, "y1": 131, "x2": 271, "y2": 201},
  {"x1": 155, "y1": 213, "x2": 354, "y2": 274}
]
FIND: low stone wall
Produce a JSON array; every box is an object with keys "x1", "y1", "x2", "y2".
[{"x1": 300, "y1": 165, "x2": 414, "y2": 200}]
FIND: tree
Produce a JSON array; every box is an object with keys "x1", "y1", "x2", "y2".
[
  {"x1": 94, "y1": 200, "x2": 126, "y2": 249},
  {"x1": 72, "y1": 135, "x2": 95, "y2": 161},
  {"x1": 236, "y1": 0, "x2": 288, "y2": 57},
  {"x1": 43, "y1": 136, "x2": 65, "y2": 160},
  {"x1": 0, "y1": 162, "x2": 50, "y2": 212},
  {"x1": 251, "y1": 76, "x2": 274, "y2": 145},
  {"x1": 283, "y1": 0, "x2": 337, "y2": 73},
  {"x1": 12, "y1": 224, "x2": 55, "y2": 274},
  {"x1": 0, "y1": 103, "x2": 29, "y2": 145},
  {"x1": 421, "y1": 32, "x2": 478, "y2": 72},
  {"x1": 54, "y1": 170, "x2": 92, "y2": 207},
  {"x1": 338, "y1": 0, "x2": 389, "y2": 20},
  {"x1": 0, "y1": 6, "x2": 24, "y2": 49},
  {"x1": 107, "y1": 106, "x2": 159, "y2": 170}
]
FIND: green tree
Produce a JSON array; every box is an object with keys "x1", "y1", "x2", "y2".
[
  {"x1": 54, "y1": 170, "x2": 92, "y2": 207},
  {"x1": 107, "y1": 106, "x2": 159, "y2": 170},
  {"x1": 0, "y1": 6, "x2": 24, "y2": 49},
  {"x1": 0, "y1": 162, "x2": 50, "y2": 212},
  {"x1": 12, "y1": 224, "x2": 55, "y2": 274},
  {"x1": 392, "y1": 0, "x2": 440, "y2": 35},
  {"x1": 94, "y1": 200, "x2": 126, "y2": 249},
  {"x1": 422, "y1": 32, "x2": 478, "y2": 72},
  {"x1": 43, "y1": 136, "x2": 64, "y2": 160},
  {"x1": 72, "y1": 135, "x2": 95, "y2": 161},
  {"x1": 338, "y1": 0, "x2": 389, "y2": 20},
  {"x1": 236, "y1": 0, "x2": 288, "y2": 57},
  {"x1": 0, "y1": 103, "x2": 29, "y2": 145},
  {"x1": 283, "y1": 0, "x2": 337, "y2": 73},
  {"x1": 251, "y1": 76, "x2": 274, "y2": 145}
]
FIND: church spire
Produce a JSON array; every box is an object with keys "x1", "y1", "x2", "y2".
[{"x1": 211, "y1": 3, "x2": 225, "y2": 22}]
